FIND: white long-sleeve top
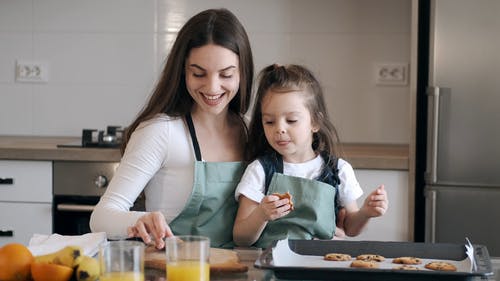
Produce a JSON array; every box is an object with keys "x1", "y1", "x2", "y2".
[{"x1": 90, "y1": 114, "x2": 196, "y2": 239}]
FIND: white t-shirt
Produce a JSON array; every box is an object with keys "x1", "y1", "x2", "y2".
[
  {"x1": 90, "y1": 114, "x2": 197, "y2": 238},
  {"x1": 235, "y1": 155, "x2": 363, "y2": 207}
]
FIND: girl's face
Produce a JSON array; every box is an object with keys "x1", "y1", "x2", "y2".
[
  {"x1": 261, "y1": 90, "x2": 319, "y2": 163},
  {"x1": 185, "y1": 44, "x2": 240, "y2": 117}
]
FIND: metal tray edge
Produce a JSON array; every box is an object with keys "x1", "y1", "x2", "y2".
[{"x1": 253, "y1": 240, "x2": 494, "y2": 280}]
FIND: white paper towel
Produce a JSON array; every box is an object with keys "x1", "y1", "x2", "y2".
[{"x1": 28, "y1": 232, "x2": 107, "y2": 257}]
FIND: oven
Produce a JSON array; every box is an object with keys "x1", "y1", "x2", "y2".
[{"x1": 53, "y1": 161, "x2": 118, "y2": 235}]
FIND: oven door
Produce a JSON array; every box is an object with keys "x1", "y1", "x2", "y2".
[
  {"x1": 53, "y1": 161, "x2": 118, "y2": 235},
  {"x1": 52, "y1": 195, "x2": 100, "y2": 235}
]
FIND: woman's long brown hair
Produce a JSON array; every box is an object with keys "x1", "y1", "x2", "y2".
[{"x1": 121, "y1": 8, "x2": 254, "y2": 154}]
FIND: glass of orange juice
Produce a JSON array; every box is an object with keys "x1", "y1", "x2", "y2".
[
  {"x1": 165, "y1": 235, "x2": 210, "y2": 281},
  {"x1": 99, "y1": 240, "x2": 145, "y2": 281}
]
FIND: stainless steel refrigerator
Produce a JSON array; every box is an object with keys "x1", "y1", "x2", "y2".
[{"x1": 419, "y1": 0, "x2": 500, "y2": 257}]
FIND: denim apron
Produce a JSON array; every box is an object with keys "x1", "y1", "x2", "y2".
[
  {"x1": 169, "y1": 114, "x2": 245, "y2": 248},
  {"x1": 253, "y1": 154, "x2": 337, "y2": 249}
]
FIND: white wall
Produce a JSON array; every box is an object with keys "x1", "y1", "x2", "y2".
[
  {"x1": 350, "y1": 169, "x2": 409, "y2": 241},
  {"x1": 0, "y1": 0, "x2": 411, "y2": 144}
]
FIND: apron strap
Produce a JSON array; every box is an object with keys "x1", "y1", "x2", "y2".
[
  {"x1": 317, "y1": 152, "x2": 340, "y2": 186},
  {"x1": 259, "y1": 152, "x2": 340, "y2": 196},
  {"x1": 258, "y1": 152, "x2": 283, "y2": 194},
  {"x1": 317, "y1": 152, "x2": 341, "y2": 215},
  {"x1": 185, "y1": 113, "x2": 202, "y2": 161}
]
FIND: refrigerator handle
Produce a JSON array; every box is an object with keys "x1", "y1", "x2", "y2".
[
  {"x1": 426, "y1": 87, "x2": 440, "y2": 184},
  {"x1": 425, "y1": 189, "x2": 437, "y2": 243}
]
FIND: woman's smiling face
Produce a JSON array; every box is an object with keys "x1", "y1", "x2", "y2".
[{"x1": 185, "y1": 44, "x2": 240, "y2": 116}]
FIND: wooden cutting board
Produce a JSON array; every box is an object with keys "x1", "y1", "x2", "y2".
[{"x1": 145, "y1": 246, "x2": 248, "y2": 273}]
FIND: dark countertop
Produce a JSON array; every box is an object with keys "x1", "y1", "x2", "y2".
[
  {"x1": 0, "y1": 136, "x2": 409, "y2": 170},
  {"x1": 144, "y1": 250, "x2": 499, "y2": 281}
]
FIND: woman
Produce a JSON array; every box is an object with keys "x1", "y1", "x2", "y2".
[{"x1": 90, "y1": 8, "x2": 254, "y2": 249}]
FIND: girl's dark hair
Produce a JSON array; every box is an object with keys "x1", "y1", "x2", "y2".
[
  {"x1": 121, "y1": 8, "x2": 254, "y2": 154},
  {"x1": 246, "y1": 64, "x2": 342, "y2": 161}
]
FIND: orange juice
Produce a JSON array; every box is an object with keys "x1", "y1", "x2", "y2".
[
  {"x1": 166, "y1": 261, "x2": 210, "y2": 281},
  {"x1": 100, "y1": 271, "x2": 145, "y2": 281}
]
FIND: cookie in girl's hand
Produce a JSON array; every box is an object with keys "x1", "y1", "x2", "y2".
[{"x1": 272, "y1": 192, "x2": 294, "y2": 210}]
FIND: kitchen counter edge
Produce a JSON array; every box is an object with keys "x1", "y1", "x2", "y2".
[{"x1": 0, "y1": 136, "x2": 409, "y2": 170}]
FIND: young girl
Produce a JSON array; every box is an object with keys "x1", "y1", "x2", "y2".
[{"x1": 233, "y1": 64, "x2": 388, "y2": 248}]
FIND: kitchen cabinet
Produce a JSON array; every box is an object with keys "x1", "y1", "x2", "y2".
[
  {"x1": 348, "y1": 169, "x2": 410, "y2": 241},
  {"x1": 0, "y1": 160, "x2": 52, "y2": 246},
  {"x1": 0, "y1": 136, "x2": 410, "y2": 243}
]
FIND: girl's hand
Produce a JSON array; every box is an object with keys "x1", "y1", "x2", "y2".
[
  {"x1": 127, "y1": 211, "x2": 174, "y2": 249},
  {"x1": 361, "y1": 185, "x2": 388, "y2": 218},
  {"x1": 258, "y1": 194, "x2": 292, "y2": 221}
]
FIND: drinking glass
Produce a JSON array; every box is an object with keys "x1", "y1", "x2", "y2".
[
  {"x1": 99, "y1": 240, "x2": 145, "y2": 281},
  {"x1": 165, "y1": 235, "x2": 210, "y2": 281}
]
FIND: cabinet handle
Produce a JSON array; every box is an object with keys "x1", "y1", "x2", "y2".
[
  {"x1": 0, "y1": 230, "x2": 14, "y2": 237},
  {"x1": 0, "y1": 178, "x2": 14, "y2": 185}
]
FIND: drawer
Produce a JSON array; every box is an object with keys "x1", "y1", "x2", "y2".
[
  {"x1": 0, "y1": 202, "x2": 52, "y2": 246},
  {"x1": 0, "y1": 160, "x2": 52, "y2": 203}
]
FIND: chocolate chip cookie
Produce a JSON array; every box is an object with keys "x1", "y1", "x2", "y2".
[
  {"x1": 350, "y1": 260, "x2": 379, "y2": 268},
  {"x1": 393, "y1": 265, "x2": 420, "y2": 270},
  {"x1": 356, "y1": 254, "x2": 385, "y2": 262},
  {"x1": 392, "y1": 256, "x2": 422, "y2": 265},
  {"x1": 424, "y1": 261, "x2": 457, "y2": 271},
  {"x1": 324, "y1": 253, "x2": 352, "y2": 261}
]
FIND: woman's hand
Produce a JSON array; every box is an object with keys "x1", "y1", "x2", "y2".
[
  {"x1": 127, "y1": 211, "x2": 174, "y2": 249},
  {"x1": 258, "y1": 194, "x2": 292, "y2": 221}
]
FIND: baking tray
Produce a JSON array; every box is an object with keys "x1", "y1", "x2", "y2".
[{"x1": 254, "y1": 239, "x2": 493, "y2": 281}]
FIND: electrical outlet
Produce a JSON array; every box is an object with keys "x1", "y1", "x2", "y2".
[
  {"x1": 15, "y1": 60, "x2": 49, "y2": 83},
  {"x1": 374, "y1": 63, "x2": 407, "y2": 86}
]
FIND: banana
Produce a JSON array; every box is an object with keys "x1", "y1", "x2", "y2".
[
  {"x1": 75, "y1": 255, "x2": 100, "y2": 281},
  {"x1": 35, "y1": 245, "x2": 83, "y2": 268}
]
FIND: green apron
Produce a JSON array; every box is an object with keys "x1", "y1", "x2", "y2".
[
  {"x1": 169, "y1": 114, "x2": 245, "y2": 248},
  {"x1": 253, "y1": 173, "x2": 336, "y2": 248}
]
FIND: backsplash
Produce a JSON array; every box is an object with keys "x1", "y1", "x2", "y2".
[{"x1": 0, "y1": 0, "x2": 411, "y2": 144}]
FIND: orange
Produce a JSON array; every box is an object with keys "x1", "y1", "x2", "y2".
[
  {"x1": 0, "y1": 243, "x2": 34, "y2": 281},
  {"x1": 31, "y1": 262, "x2": 74, "y2": 281}
]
